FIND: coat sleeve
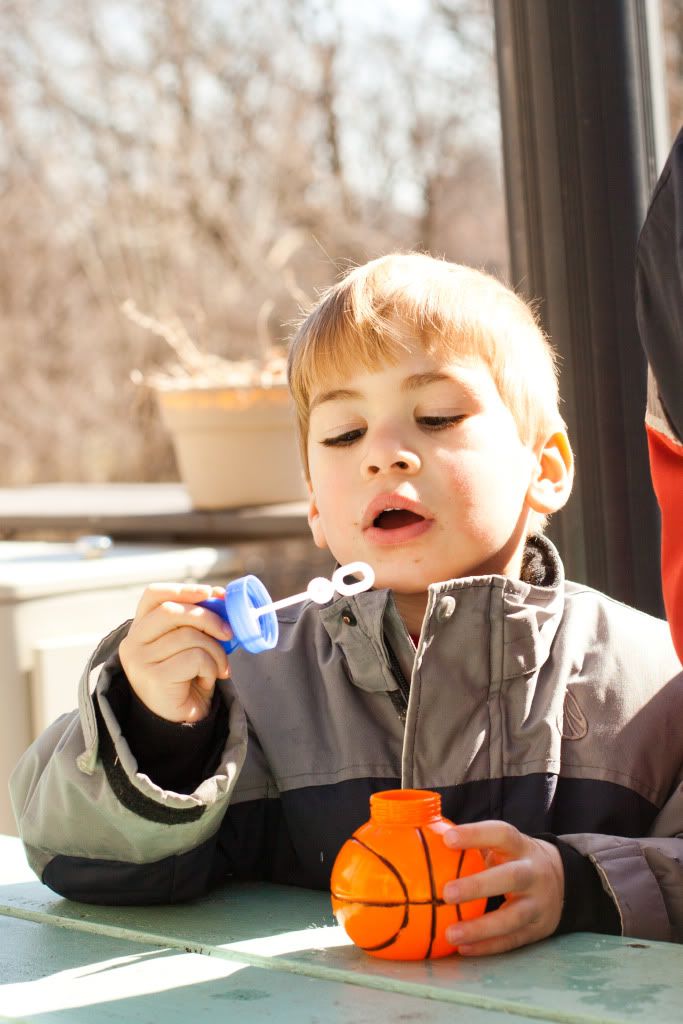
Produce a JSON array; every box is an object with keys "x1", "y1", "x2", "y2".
[
  {"x1": 635, "y1": 125, "x2": 683, "y2": 660},
  {"x1": 9, "y1": 621, "x2": 258, "y2": 904},
  {"x1": 558, "y1": 776, "x2": 683, "y2": 943}
]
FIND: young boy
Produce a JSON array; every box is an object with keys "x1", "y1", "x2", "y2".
[{"x1": 11, "y1": 254, "x2": 683, "y2": 954}]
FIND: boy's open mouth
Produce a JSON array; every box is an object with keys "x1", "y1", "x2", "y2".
[{"x1": 373, "y1": 509, "x2": 425, "y2": 530}]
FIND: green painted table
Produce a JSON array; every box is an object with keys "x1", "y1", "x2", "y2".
[{"x1": 0, "y1": 836, "x2": 680, "y2": 1023}]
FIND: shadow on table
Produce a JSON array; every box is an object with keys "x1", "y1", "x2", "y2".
[
  {"x1": 0, "y1": 917, "x2": 493, "y2": 1024},
  {"x1": 1, "y1": 877, "x2": 338, "y2": 940}
]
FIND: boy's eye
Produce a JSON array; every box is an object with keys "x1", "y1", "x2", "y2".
[
  {"x1": 417, "y1": 415, "x2": 465, "y2": 430},
  {"x1": 321, "y1": 428, "x2": 366, "y2": 447}
]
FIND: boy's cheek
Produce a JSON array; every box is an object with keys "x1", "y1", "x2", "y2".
[
  {"x1": 306, "y1": 489, "x2": 328, "y2": 550},
  {"x1": 308, "y1": 509, "x2": 329, "y2": 550}
]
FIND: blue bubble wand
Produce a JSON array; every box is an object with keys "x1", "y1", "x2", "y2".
[{"x1": 200, "y1": 561, "x2": 375, "y2": 654}]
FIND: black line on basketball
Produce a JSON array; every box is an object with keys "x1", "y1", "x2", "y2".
[
  {"x1": 360, "y1": 934, "x2": 403, "y2": 952},
  {"x1": 454, "y1": 848, "x2": 466, "y2": 922},
  {"x1": 346, "y1": 837, "x2": 410, "y2": 901},
  {"x1": 416, "y1": 827, "x2": 437, "y2": 959},
  {"x1": 345, "y1": 837, "x2": 410, "y2": 951}
]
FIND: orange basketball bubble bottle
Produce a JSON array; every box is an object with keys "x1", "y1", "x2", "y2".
[{"x1": 330, "y1": 789, "x2": 486, "y2": 960}]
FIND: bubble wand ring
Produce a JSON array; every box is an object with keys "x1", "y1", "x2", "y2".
[{"x1": 200, "y1": 561, "x2": 375, "y2": 654}]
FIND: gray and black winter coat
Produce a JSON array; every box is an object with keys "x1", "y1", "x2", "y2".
[{"x1": 10, "y1": 537, "x2": 683, "y2": 942}]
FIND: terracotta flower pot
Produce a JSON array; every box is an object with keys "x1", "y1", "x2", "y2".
[{"x1": 156, "y1": 383, "x2": 307, "y2": 509}]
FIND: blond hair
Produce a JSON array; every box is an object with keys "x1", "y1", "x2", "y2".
[{"x1": 289, "y1": 251, "x2": 562, "y2": 456}]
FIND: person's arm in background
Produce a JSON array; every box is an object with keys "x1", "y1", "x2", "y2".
[{"x1": 635, "y1": 125, "x2": 683, "y2": 662}]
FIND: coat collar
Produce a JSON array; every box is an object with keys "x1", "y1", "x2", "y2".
[{"x1": 319, "y1": 535, "x2": 566, "y2": 691}]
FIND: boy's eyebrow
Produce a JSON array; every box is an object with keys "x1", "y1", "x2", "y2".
[
  {"x1": 310, "y1": 372, "x2": 469, "y2": 411},
  {"x1": 402, "y1": 371, "x2": 455, "y2": 390},
  {"x1": 309, "y1": 388, "x2": 361, "y2": 411}
]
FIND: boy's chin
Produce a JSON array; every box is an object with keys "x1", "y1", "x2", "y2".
[
  {"x1": 364, "y1": 559, "x2": 470, "y2": 592},
  {"x1": 369, "y1": 569, "x2": 434, "y2": 594},
  {"x1": 372, "y1": 561, "x2": 518, "y2": 591}
]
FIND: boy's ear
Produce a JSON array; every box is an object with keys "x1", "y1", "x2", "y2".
[
  {"x1": 307, "y1": 483, "x2": 329, "y2": 550},
  {"x1": 526, "y1": 429, "x2": 574, "y2": 515}
]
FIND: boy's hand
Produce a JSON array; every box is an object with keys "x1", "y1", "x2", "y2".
[
  {"x1": 119, "y1": 583, "x2": 233, "y2": 724},
  {"x1": 442, "y1": 821, "x2": 564, "y2": 956}
]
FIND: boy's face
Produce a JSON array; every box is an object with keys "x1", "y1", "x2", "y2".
[{"x1": 306, "y1": 341, "x2": 544, "y2": 599}]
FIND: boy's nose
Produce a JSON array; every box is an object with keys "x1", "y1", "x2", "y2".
[{"x1": 361, "y1": 448, "x2": 421, "y2": 479}]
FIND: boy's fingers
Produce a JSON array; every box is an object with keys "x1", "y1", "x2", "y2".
[
  {"x1": 445, "y1": 897, "x2": 533, "y2": 951},
  {"x1": 142, "y1": 628, "x2": 230, "y2": 678},
  {"x1": 136, "y1": 583, "x2": 217, "y2": 620},
  {"x1": 443, "y1": 820, "x2": 524, "y2": 855},
  {"x1": 147, "y1": 649, "x2": 224, "y2": 690},
  {"x1": 443, "y1": 859, "x2": 532, "y2": 905},
  {"x1": 134, "y1": 601, "x2": 233, "y2": 645}
]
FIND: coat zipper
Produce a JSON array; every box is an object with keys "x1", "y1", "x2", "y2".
[{"x1": 385, "y1": 640, "x2": 410, "y2": 722}]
